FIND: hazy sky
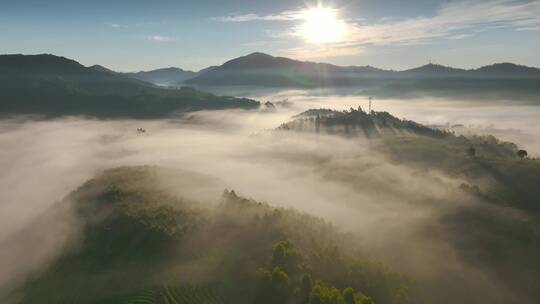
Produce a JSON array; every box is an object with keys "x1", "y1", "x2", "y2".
[{"x1": 1, "y1": 0, "x2": 539, "y2": 71}]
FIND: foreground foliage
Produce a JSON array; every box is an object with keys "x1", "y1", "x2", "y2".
[{"x1": 17, "y1": 167, "x2": 409, "y2": 304}]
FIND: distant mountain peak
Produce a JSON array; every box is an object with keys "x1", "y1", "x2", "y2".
[
  {"x1": 473, "y1": 62, "x2": 540, "y2": 76},
  {"x1": 244, "y1": 52, "x2": 274, "y2": 58},
  {"x1": 0, "y1": 53, "x2": 90, "y2": 74},
  {"x1": 197, "y1": 65, "x2": 217, "y2": 74},
  {"x1": 136, "y1": 67, "x2": 188, "y2": 73},
  {"x1": 217, "y1": 51, "x2": 296, "y2": 70},
  {"x1": 229, "y1": 52, "x2": 279, "y2": 62},
  {"x1": 89, "y1": 64, "x2": 115, "y2": 73},
  {"x1": 124, "y1": 66, "x2": 198, "y2": 86},
  {"x1": 0, "y1": 53, "x2": 79, "y2": 65},
  {"x1": 404, "y1": 63, "x2": 467, "y2": 74}
]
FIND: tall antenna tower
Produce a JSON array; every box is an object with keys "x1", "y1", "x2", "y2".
[{"x1": 368, "y1": 96, "x2": 372, "y2": 113}]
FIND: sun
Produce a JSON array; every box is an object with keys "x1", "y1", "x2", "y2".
[{"x1": 298, "y1": 6, "x2": 348, "y2": 44}]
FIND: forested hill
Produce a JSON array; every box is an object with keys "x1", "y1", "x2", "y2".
[
  {"x1": 280, "y1": 108, "x2": 540, "y2": 214},
  {"x1": 15, "y1": 166, "x2": 405, "y2": 304},
  {"x1": 280, "y1": 107, "x2": 451, "y2": 139},
  {"x1": 276, "y1": 109, "x2": 540, "y2": 304},
  {"x1": 0, "y1": 54, "x2": 259, "y2": 118},
  {"x1": 13, "y1": 163, "x2": 540, "y2": 304}
]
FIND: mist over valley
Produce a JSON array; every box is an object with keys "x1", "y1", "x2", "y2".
[{"x1": 2, "y1": 1, "x2": 540, "y2": 303}]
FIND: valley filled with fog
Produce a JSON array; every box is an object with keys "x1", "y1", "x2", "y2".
[
  {"x1": 4, "y1": 0, "x2": 540, "y2": 302},
  {"x1": 2, "y1": 91, "x2": 540, "y2": 304}
]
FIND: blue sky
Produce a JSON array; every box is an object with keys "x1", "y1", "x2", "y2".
[{"x1": 1, "y1": 0, "x2": 539, "y2": 71}]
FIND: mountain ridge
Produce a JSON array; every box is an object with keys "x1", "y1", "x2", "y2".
[
  {"x1": 89, "y1": 64, "x2": 115, "y2": 74},
  {"x1": 0, "y1": 54, "x2": 260, "y2": 117},
  {"x1": 125, "y1": 67, "x2": 198, "y2": 86},
  {"x1": 183, "y1": 52, "x2": 540, "y2": 87},
  {"x1": 3, "y1": 52, "x2": 539, "y2": 92},
  {"x1": 8, "y1": 52, "x2": 537, "y2": 79},
  {"x1": 185, "y1": 52, "x2": 540, "y2": 85}
]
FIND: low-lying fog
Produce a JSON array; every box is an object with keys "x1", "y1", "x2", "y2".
[
  {"x1": 1, "y1": 91, "x2": 539, "y2": 303},
  {"x1": 249, "y1": 89, "x2": 540, "y2": 154}
]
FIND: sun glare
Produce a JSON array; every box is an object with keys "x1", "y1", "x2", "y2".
[{"x1": 298, "y1": 6, "x2": 348, "y2": 44}]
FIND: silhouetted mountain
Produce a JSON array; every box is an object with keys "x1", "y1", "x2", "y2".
[
  {"x1": 126, "y1": 67, "x2": 197, "y2": 86},
  {"x1": 0, "y1": 54, "x2": 259, "y2": 118},
  {"x1": 196, "y1": 65, "x2": 218, "y2": 75},
  {"x1": 0, "y1": 54, "x2": 151, "y2": 94},
  {"x1": 125, "y1": 65, "x2": 221, "y2": 86},
  {"x1": 185, "y1": 52, "x2": 540, "y2": 88},
  {"x1": 0, "y1": 54, "x2": 92, "y2": 74},
  {"x1": 89, "y1": 64, "x2": 115, "y2": 74},
  {"x1": 403, "y1": 62, "x2": 540, "y2": 78},
  {"x1": 219, "y1": 52, "x2": 296, "y2": 69},
  {"x1": 402, "y1": 63, "x2": 469, "y2": 77},
  {"x1": 473, "y1": 63, "x2": 540, "y2": 77},
  {"x1": 185, "y1": 52, "x2": 390, "y2": 87}
]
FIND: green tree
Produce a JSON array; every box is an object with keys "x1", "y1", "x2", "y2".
[
  {"x1": 309, "y1": 280, "x2": 345, "y2": 304},
  {"x1": 255, "y1": 267, "x2": 291, "y2": 304},
  {"x1": 354, "y1": 293, "x2": 374, "y2": 304},
  {"x1": 517, "y1": 149, "x2": 528, "y2": 160},
  {"x1": 299, "y1": 273, "x2": 313, "y2": 304},
  {"x1": 343, "y1": 287, "x2": 373, "y2": 304},
  {"x1": 343, "y1": 287, "x2": 355, "y2": 304},
  {"x1": 270, "y1": 240, "x2": 303, "y2": 274}
]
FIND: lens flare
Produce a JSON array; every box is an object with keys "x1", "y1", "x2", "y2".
[{"x1": 298, "y1": 6, "x2": 348, "y2": 44}]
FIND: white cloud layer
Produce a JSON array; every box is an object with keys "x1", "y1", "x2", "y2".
[{"x1": 344, "y1": 0, "x2": 540, "y2": 46}]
